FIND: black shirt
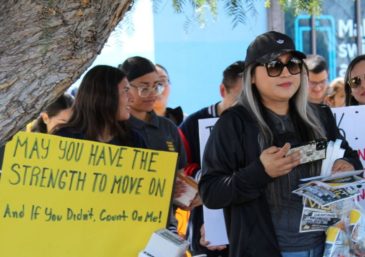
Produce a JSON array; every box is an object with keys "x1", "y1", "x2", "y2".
[{"x1": 266, "y1": 110, "x2": 324, "y2": 251}]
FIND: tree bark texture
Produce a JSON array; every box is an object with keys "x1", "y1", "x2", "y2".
[{"x1": 0, "y1": 0, "x2": 132, "y2": 145}]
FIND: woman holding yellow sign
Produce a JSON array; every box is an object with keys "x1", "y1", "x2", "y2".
[{"x1": 54, "y1": 65, "x2": 145, "y2": 147}]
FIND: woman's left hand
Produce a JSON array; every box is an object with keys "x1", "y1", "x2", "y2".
[{"x1": 331, "y1": 159, "x2": 354, "y2": 173}]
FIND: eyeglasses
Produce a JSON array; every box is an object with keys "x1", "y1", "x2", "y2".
[
  {"x1": 159, "y1": 78, "x2": 170, "y2": 85},
  {"x1": 259, "y1": 57, "x2": 303, "y2": 77},
  {"x1": 347, "y1": 74, "x2": 365, "y2": 89},
  {"x1": 130, "y1": 83, "x2": 165, "y2": 97},
  {"x1": 308, "y1": 80, "x2": 327, "y2": 88}
]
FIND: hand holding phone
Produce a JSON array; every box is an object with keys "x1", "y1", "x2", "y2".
[
  {"x1": 286, "y1": 139, "x2": 327, "y2": 164},
  {"x1": 260, "y1": 143, "x2": 301, "y2": 178}
]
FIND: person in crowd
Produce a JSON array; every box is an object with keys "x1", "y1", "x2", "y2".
[
  {"x1": 304, "y1": 54, "x2": 329, "y2": 104},
  {"x1": 180, "y1": 60, "x2": 244, "y2": 256},
  {"x1": 2, "y1": 94, "x2": 74, "y2": 172},
  {"x1": 323, "y1": 77, "x2": 346, "y2": 108},
  {"x1": 344, "y1": 54, "x2": 365, "y2": 106},
  {"x1": 153, "y1": 64, "x2": 184, "y2": 126},
  {"x1": 199, "y1": 31, "x2": 362, "y2": 257},
  {"x1": 54, "y1": 65, "x2": 144, "y2": 147},
  {"x1": 119, "y1": 56, "x2": 186, "y2": 172},
  {"x1": 31, "y1": 93, "x2": 74, "y2": 133},
  {"x1": 119, "y1": 56, "x2": 189, "y2": 233},
  {"x1": 152, "y1": 63, "x2": 190, "y2": 240}
]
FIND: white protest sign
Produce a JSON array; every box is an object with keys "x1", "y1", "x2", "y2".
[
  {"x1": 198, "y1": 117, "x2": 229, "y2": 246},
  {"x1": 331, "y1": 105, "x2": 365, "y2": 208},
  {"x1": 202, "y1": 207, "x2": 228, "y2": 246},
  {"x1": 198, "y1": 118, "x2": 218, "y2": 165},
  {"x1": 331, "y1": 105, "x2": 365, "y2": 166}
]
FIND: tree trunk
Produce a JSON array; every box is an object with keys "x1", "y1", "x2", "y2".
[{"x1": 0, "y1": 0, "x2": 132, "y2": 145}]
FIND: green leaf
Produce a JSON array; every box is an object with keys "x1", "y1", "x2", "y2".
[{"x1": 153, "y1": 0, "x2": 323, "y2": 28}]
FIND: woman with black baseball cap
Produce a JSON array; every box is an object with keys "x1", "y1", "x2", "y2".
[{"x1": 199, "y1": 31, "x2": 361, "y2": 257}]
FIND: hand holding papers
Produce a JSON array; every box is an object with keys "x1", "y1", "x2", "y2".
[
  {"x1": 321, "y1": 139, "x2": 345, "y2": 177},
  {"x1": 198, "y1": 118, "x2": 229, "y2": 247},
  {"x1": 173, "y1": 172, "x2": 198, "y2": 208},
  {"x1": 202, "y1": 207, "x2": 229, "y2": 247}
]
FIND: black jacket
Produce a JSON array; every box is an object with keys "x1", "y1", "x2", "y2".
[{"x1": 199, "y1": 104, "x2": 362, "y2": 257}]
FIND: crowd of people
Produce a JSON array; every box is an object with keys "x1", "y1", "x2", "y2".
[{"x1": 1, "y1": 30, "x2": 365, "y2": 257}]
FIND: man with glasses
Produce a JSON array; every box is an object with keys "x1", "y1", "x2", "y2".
[
  {"x1": 180, "y1": 61, "x2": 245, "y2": 257},
  {"x1": 304, "y1": 54, "x2": 329, "y2": 104}
]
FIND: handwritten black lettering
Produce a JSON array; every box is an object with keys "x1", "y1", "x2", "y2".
[
  {"x1": 3, "y1": 204, "x2": 25, "y2": 219},
  {"x1": 131, "y1": 149, "x2": 159, "y2": 172},
  {"x1": 12, "y1": 136, "x2": 50, "y2": 159},
  {"x1": 144, "y1": 211, "x2": 162, "y2": 223},
  {"x1": 88, "y1": 145, "x2": 127, "y2": 167},
  {"x1": 205, "y1": 125, "x2": 215, "y2": 133},
  {"x1": 91, "y1": 172, "x2": 107, "y2": 192},
  {"x1": 131, "y1": 210, "x2": 143, "y2": 221},
  {"x1": 99, "y1": 209, "x2": 128, "y2": 221},
  {"x1": 148, "y1": 178, "x2": 166, "y2": 197},
  {"x1": 109, "y1": 175, "x2": 144, "y2": 195},
  {"x1": 44, "y1": 207, "x2": 63, "y2": 222},
  {"x1": 333, "y1": 112, "x2": 346, "y2": 139},
  {"x1": 8, "y1": 163, "x2": 86, "y2": 191},
  {"x1": 58, "y1": 140, "x2": 84, "y2": 162},
  {"x1": 66, "y1": 208, "x2": 94, "y2": 221},
  {"x1": 31, "y1": 205, "x2": 42, "y2": 220}
]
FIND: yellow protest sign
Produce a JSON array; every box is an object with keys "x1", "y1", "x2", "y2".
[{"x1": 0, "y1": 131, "x2": 177, "y2": 257}]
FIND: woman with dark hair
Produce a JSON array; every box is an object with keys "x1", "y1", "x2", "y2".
[
  {"x1": 31, "y1": 93, "x2": 74, "y2": 133},
  {"x1": 119, "y1": 56, "x2": 189, "y2": 234},
  {"x1": 55, "y1": 65, "x2": 143, "y2": 147},
  {"x1": 199, "y1": 31, "x2": 362, "y2": 257},
  {"x1": 119, "y1": 56, "x2": 186, "y2": 171},
  {"x1": 344, "y1": 54, "x2": 365, "y2": 106}
]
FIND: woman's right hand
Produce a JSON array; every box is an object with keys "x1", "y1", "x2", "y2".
[
  {"x1": 199, "y1": 224, "x2": 227, "y2": 251},
  {"x1": 259, "y1": 143, "x2": 301, "y2": 178}
]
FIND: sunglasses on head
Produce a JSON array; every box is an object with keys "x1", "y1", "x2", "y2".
[
  {"x1": 347, "y1": 74, "x2": 365, "y2": 89},
  {"x1": 259, "y1": 57, "x2": 303, "y2": 77}
]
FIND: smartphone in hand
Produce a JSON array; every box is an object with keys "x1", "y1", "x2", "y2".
[{"x1": 286, "y1": 138, "x2": 327, "y2": 164}]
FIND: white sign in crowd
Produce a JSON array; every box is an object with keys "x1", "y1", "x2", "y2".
[{"x1": 331, "y1": 105, "x2": 365, "y2": 167}]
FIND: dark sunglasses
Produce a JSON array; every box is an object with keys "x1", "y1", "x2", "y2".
[
  {"x1": 347, "y1": 74, "x2": 365, "y2": 89},
  {"x1": 259, "y1": 57, "x2": 303, "y2": 77}
]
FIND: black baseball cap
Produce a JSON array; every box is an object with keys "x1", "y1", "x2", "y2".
[{"x1": 245, "y1": 31, "x2": 306, "y2": 67}]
